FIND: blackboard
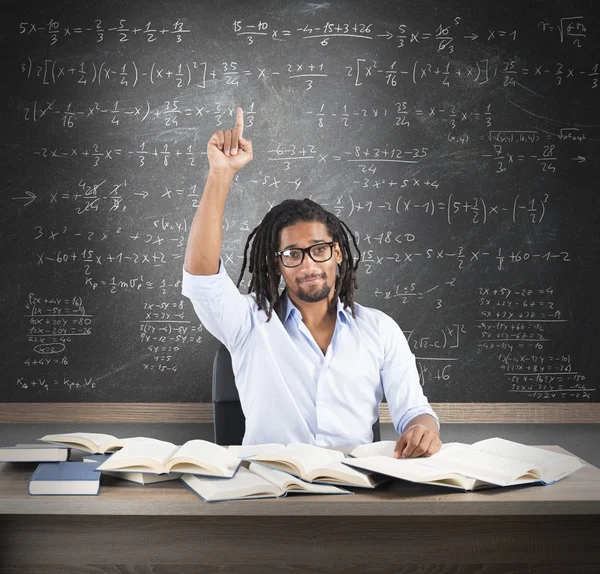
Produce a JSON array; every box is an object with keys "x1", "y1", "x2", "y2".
[{"x1": 2, "y1": 0, "x2": 599, "y2": 404}]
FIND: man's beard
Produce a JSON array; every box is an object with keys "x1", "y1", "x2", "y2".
[{"x1": 296, "y1": 273, "x2": 332, "y2": 303}]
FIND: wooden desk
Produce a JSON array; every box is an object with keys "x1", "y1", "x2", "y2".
[{"x1": 1, "y1": 446, "x2": 599, "y2": 573}]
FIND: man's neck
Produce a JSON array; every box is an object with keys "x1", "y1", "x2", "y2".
[{"x1": 287, "y1": 293, "x2": 337, "y2": 329}]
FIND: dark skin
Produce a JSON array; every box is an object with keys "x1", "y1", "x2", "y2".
[{"x1": 276, "y1": 220, "x2": 342, "y2": 355}]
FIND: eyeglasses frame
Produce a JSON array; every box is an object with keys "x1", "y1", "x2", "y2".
[{"x1": 274, "y1": 241, "x2": 336, "y2": 268}]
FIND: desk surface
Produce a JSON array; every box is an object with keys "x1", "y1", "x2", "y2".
[{"x1": 2, "y1": 445, "x2": 599, "y2": 517}]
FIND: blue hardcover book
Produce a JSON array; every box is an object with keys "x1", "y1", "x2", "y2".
[{"x1": 28, "y1": 462, "x2": 101, "y2": 495}]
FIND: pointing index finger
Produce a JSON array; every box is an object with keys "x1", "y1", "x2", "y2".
[{"x1": 235, "y1": 107, "x2": 244, "y2": 139}]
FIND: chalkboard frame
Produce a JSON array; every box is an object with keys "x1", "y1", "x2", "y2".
[{"x1": 1, "y1": 403, "x2": 598, "y2": 423}]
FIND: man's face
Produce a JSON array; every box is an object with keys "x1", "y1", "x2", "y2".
[{"x1": 277, "y1": 221, "x2": 343, "y2": 304}]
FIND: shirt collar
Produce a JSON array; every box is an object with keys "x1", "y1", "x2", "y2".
[{"x1": 281, "y1": 293, "x2": 352, "y2": 325}]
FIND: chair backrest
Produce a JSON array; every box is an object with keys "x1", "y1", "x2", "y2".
[
  {"x1": 211, "y1": 343, "x2": 381, "y2": 445},
  {"x1": 212, "y1": 344, "x2": 245, "y2": 446}
]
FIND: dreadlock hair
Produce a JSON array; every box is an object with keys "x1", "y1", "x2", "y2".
[{"x1": 235, "y1": 198, "x2": 362, "y2": 322}]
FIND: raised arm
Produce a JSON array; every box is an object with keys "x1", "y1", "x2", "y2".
[{"x1": 184, "y1": 107, "x2": 253, "y2": 275}]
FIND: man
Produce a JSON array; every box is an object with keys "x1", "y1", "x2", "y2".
[{"x1": 183, "y1": 108, "x2": 441, "y2": 458}]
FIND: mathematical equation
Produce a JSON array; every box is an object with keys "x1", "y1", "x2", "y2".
[
  {"x1": 28, "y1": 241, "x2": 572, "y2": 290},
  {"x1": 13, "y1": 180, "x2": 202, "y2": 213},
  {"x1": 232, "y1": 16, "x2": 588, "y2": 49},
  {"x1": 23, "y1": 293, "x2": 94, "y2": 370},
  {"x1": 18, "y1": 14, "x2": 589, "y2": 51},
  {"x1": 22, "y1": 98, "x2": 257, "y2": 130},
  {"x1": 20, "y1": 57, "x2": 600, "y2": 94},
  {"x1": 139, "y1": 300, "x2": 203, "y2": 371},
  {"x1": 20, "y1": 57, "x2": 341, "y2": 90},
  {"x1": 16, "y1": 376, "x2": 96, "y2": 392},
  {"x1": 345, "y1": 58, "x2": 599, "y2": 89},
  {"x1": 360, "y1": 246, "x2": 570, "y2": 274},
  {"x1": 507, "y1": 383, "x2": 593, "y2": 400},
  {"x1": 346, "y1": 194, "x2": 549, "y2": 225},
  {"x1": 18, "y1": 19, "x2": 190, "y2": 45},
  {"x1": 373, "y1": 277, "x2": 457, "y2": 308},
  {"x1": 406, "y1": 324, "x2": 465, "y2": 386},
  {"x1": 305, "y1": 101, "x2": 493, "y2": 130},
  {"x1": 22, "y1": 97, "x2": 495, "y2": 132},
  {"x1": 475, "y1": 285, "x2": 589, "y2": 396},
  {"x1": 24, "y1": 125, "x2": 592, "y2": 173}
]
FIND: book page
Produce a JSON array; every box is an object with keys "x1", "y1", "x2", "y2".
[
  {"x1": 472, "y1": 438, "x2": 584, "y2": 482},
  {"x1": 248, "y1": 462, "x2": 349, "y2": 495},
  {"x1": 181, "y1": 467, "x2": 280, "y2": 501},
  {"x1": 97, "y1": 438, "x2": 178, "y2": 472},
  {"x1": 249, "y1": 443, "x2": 345, "y2": 477},
  {"x1": 425, "y1": 444, "x2": 540, "y2": 485},
  {"x1": 40, "y1": 432, "x2": 121, "y2": 452},
  {"x1": 103, "y1": 470, "x2": 181, "y2": 484},
  {"x1": 167, "y1": 440, "x2": 241, "y2": 475},
  {"x1": 306, "y1": 460, "x2": 381, "y2": 486},
  {"x1": 228, "y1": 444, "x2": 285, "y2": 458},
  {"x1": 349, "y1": 441, "x2": 397, "y2": 458},
  {"x1": 344, "y1": 455, "x2": 477, "y2": 489}
]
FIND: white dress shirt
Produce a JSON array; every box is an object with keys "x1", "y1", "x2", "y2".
[{"x1": 182, "y1": 261, "x2": 439, "y2": 446}]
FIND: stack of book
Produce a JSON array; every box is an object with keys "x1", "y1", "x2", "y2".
[{"x1": 0, "y1": 442, "x2": 101, "y2": 495}]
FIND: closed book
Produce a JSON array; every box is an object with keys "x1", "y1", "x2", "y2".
[
  {"x1": 28, "y1": 462, "x2": 101, "y2": 495},
  {"x1": 0, "y1": 444, "x2": 70, "y2": 462}
]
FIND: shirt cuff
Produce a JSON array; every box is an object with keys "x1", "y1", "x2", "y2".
[
  {"x1": 396, "y1": 406, "x2": 440, "y2": 435},
  {"x1": 181, "y1": 258, "x2": 229, "y2": 301}
]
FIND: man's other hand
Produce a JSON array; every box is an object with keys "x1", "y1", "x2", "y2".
[{"x1": 393, "y1": 424, "x2": 442, "y2": 458}]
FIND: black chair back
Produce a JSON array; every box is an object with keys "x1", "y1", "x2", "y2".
[{"x1": 212, "y1": 344, "x2": 245, "y2": 445}]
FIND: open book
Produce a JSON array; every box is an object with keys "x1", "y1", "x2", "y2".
[
  {"x1": 349, "y1": 440, "x2": 398, "y2": 458},
  {"x1": 247, "y1": 443, "x2": 388, "y2": 488},
  {"x1": 83, "y1": 454, "x2": 181, "y2": 485},
  {"x1": 181, "y1": 462, "x2": 351, "y2": 502},
  {"x1": 39, "y1": 432, "x2": 134, "y2": 454},
  {"x1": 227, "y1": 444, "x2": 285, "y2": 458},
  {"x1": 344, "y1": 437, "x2": 585, "y2": 491},
  {"x1": 95, "y1": 438, "x2": 243, "y2": 477}
]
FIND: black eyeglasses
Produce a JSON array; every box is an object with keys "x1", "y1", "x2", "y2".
[{"x1": 275, "y1": 242, "x2": 335, "y2": 268}]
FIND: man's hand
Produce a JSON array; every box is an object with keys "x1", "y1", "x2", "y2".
[
  {"x1": 394, "y1": 424, "x2": 442, "y2": 458},
  {"x1": 207, "y1": 107, "x2": 253, "y2": 173}
]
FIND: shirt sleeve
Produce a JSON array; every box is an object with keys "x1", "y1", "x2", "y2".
[
  {"x1": 181, "y1": 260, "x2": 254, "y2": 351},
  {"x1": 378, "y1": 313, "x2": 440, "y2": 435}
]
